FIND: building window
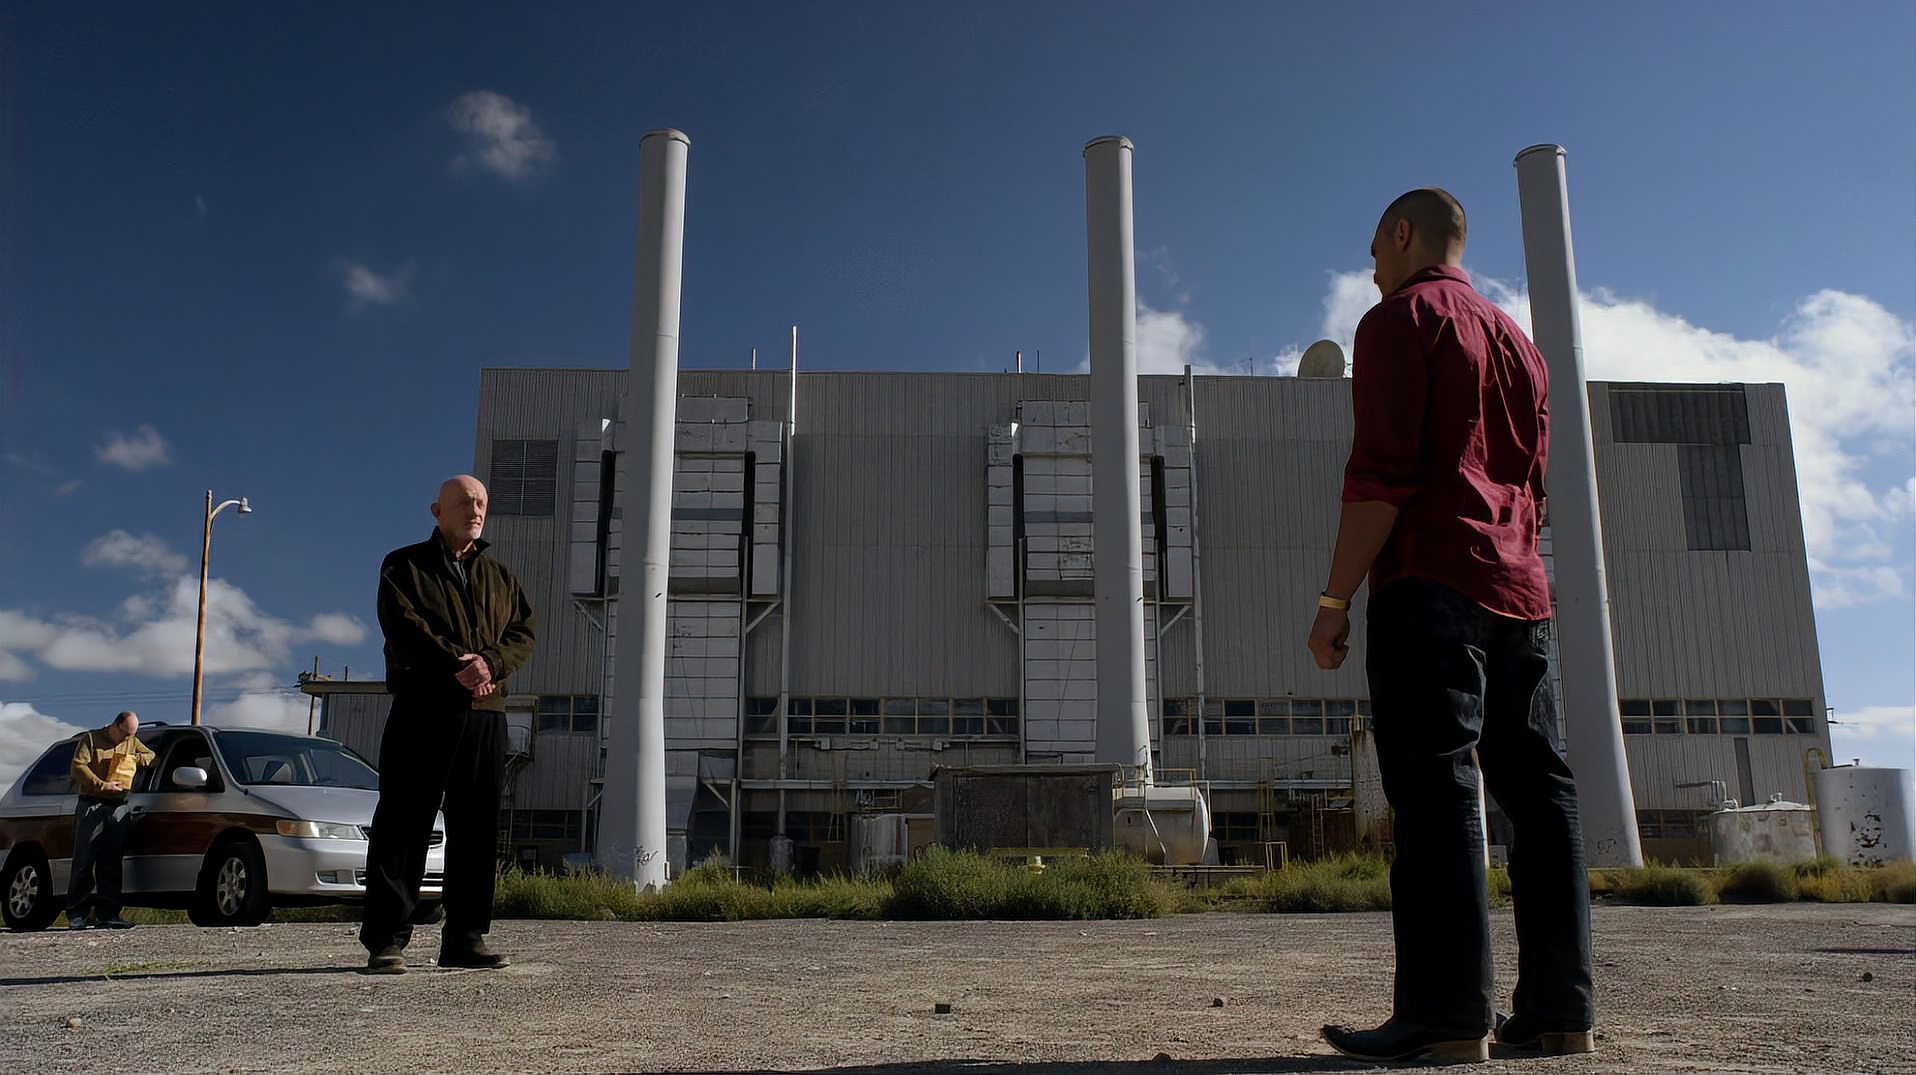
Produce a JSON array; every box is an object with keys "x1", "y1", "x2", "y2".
[
  {"x1": 1162, "y1": 699, "x2": 1367, "y2": 736},
  {"x1": 759, "y1": 697, "x2": 1019, "y2": 739},
  {"x1": 1621, "y1": 698, "x2": 1814, "y2": 735},
  {"x1": 1678, "y1": 444, "x2": 1751, "y2": 551},
  {"x1": 1610, "y1": 385, "x2": 1750, "y2": 445},
  {"x1": 1607, "y1": 386, "x2": 1752, "y2": 552},
  {"x1": 1211, "y1": 812, "x2": 1261, "y2": 843},
  {"x1": 508, "y1": 809, "x2": 582, "y2": 841},
  {"x1": 488, "y1": 439, "x2": 560, "y2": 517},
  {"x1": 1636, "y1": 809, "x2": 1706, "y2": 841},
  {"x1": 745, "y1": 697, "x2": 778, "y2": 735},
  {"x1": 537, "y1": 695, "x2": 599, "y2": 734}
]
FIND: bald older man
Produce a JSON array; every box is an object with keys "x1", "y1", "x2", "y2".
[{"x1": 361, "y1": 475, "x2": 535, "y2": 974}]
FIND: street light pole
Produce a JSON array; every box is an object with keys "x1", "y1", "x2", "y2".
[{"x1": 191, "y1": 490, "x2": 252, "y2": 726}]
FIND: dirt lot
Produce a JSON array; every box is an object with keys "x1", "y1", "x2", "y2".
[{"x1": 1, "y1": 903, "x2": 1911, "y2": 1074}]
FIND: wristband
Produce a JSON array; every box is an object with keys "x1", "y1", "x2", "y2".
[{"x1": 1317, "y1": 592, "x2": 1350, "y2": 611}]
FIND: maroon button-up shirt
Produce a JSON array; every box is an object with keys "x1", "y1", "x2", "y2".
[{"x1": 1342, "y1": 264, "x2": 1553, "y2": 621}]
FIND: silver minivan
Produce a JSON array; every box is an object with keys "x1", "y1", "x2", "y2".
[{"x1": 0, "y1": 723, "x2": 443, "y2": 930}]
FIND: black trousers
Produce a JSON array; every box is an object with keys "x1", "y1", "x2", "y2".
[
  {"x1": 67, "y1": 798, "x2": 133, "y2": 919},
  {"x1": 360, "y1": 701, "x2": 503, "y2": 954},
  {"x1": 1367, "y1": 577, "x2": 1596, "y2": 1034}
]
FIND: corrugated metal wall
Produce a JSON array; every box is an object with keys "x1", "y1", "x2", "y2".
[{"x1": 459, "y1": 368, "x2": 1831, "y2": 817}]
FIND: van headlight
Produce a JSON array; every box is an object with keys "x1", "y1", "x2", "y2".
[{"x1": 276, "y1": 820, "x2": 362, "y2": 840}]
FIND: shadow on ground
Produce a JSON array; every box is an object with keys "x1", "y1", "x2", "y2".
[{"x1": 0, "y1": 966, "x2": 359, "y2": 988}]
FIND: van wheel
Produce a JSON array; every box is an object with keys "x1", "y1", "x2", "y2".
[
  {"x1": 2, "y1": 850, "x2": 63, "y2": 932},
  {"x1": 192, "y1": 837, "x2": 270, "y2": 927}
]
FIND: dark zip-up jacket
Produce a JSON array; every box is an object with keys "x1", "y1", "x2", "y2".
[{"x1": 377, "y1": 530, "x2": 536, "y2": 711}]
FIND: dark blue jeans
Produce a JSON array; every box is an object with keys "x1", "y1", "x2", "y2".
[{"x1": 1367, "y1": 578, "x2": 1595, "y2": 1034}]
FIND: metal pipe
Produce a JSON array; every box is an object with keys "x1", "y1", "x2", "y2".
[
  {"x1": 1084, "y1": 135, "x2": 1151, "y2": 780},
  {"x1": 1184, "y1": 365, "x2": 1208, "y2": 780},
  {"x1": 732, "y1": 558, "x2": 748, "y2": 862},
  {"x1": 1150, "y1": 589, "x2": 1164, "y2": 768},
  {"x1": 600, "y1": 128, "x2": 690, "y2": 889},
  {"x1": 776, "y1": 326, "x2": 798, "y2": 839},
  {"x1": 1514, "y1": 143, "x2": 1643, "y2": 868},
  {"x1": 1017, "y1": 535, "x2": 1028, "y2": 766}
]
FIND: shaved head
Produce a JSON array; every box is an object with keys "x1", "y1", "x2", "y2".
[
  {"x1": 431, "y1": 475, "x2": 488, "y2": 554},
  {"x1": 439, "y1": 475, "x2": 485, "y2": 502},
  {"x1": 1377, "y1": 188, "x2": 1467, "y2": 258},
  {"x1": 1370, "y1": 187, "x2": 1467, "y2": 295}
]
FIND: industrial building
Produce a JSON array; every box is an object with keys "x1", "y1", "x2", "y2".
[{"x1": 305, "y1": 366, "x2": 1833, "y2": 871}]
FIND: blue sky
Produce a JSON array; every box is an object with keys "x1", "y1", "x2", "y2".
[{"x1": 2, "y1": 1, "x2": 1912, "y2": 784}]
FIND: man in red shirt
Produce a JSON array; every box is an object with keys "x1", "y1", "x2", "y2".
[{"x1": 1309, "y1": 189, "x2": 1596, "y2": 1063}]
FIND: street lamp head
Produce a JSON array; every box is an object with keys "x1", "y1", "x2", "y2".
[{"x1": 237, "y1": 497, "x2": 252, "y2": 515}]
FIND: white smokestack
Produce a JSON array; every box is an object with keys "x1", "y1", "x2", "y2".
[
  {"x1": 1084, "y1": 135, "x2": 1152, "y2": 779},
  {"x1": 601, "y1": 128, "x2": 690, "y2": 889},
  {"x1": 1513, "y1": 143, "x2": 1644, "y2": 868}
]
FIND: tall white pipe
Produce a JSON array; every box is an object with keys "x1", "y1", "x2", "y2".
[
  {"x1": 1084, "y1": 136, "x2": 1151, "y2": 779},
  {"x1": 600, "y1": 128, "x2": 689, "y2": 890},
  {"x1": 1513, "y1": 144, "x2": 1643, "y2": 868}
]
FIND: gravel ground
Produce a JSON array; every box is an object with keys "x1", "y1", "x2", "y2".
[{"x1": 1, "y1": 903, "x2": 1911, "y2": 1074}]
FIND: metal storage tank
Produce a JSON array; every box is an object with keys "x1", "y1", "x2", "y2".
[
  {"x1": 1813, "y1": 765, "x2": 1915, "y2": 867},
  {"x1": 1114, "y1": 784, "x2": 1212, "y2": 865},
  {"x1": 1707, "y1": 796, "x2": 1818, "y2": 865},
  {"x1": 850, "y1": 814, "x2": 912, "y2": 873}
]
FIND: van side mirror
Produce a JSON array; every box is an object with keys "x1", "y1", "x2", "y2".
[{"x1": 172, "y1": 766, "x2": 209, "y2": 790}]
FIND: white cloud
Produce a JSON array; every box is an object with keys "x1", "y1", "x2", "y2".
[
  {"x1": 5, "y1": 451, "x2": 59, "y2": 478},
  {"x1": 0, "y1": 651, "x2": 34, "y2": 682},
  {"x1": 306, "y1": 613, "x2": 368, "y2": 646},
  {"x1": 204, "y1": 690, "x2": 314, "y2": 735},
  {"x1": 55, "y1": 480, "x2": 83, "y2": 496},
  {"x1": 194, "y1": 195, "x2": 207, "y2": 221},
  {"x1": 1808, "y1": 565, "x2": 1907, "y2": 610},
  {"x1": 0, "y1": 700, "x2": 83, "y2": 796},
  {"x1": 1135, "y1": 303, "x2": 1213, "y2": 375},
  {"x1": 94, "y1": 425, "x2": 172, "y2": 472},
  {"x1": 1312, "y1": 270, "x2": 1916, "y2": 607},
  {"x1": 1828, "y1": 704, "x2": 1916, "y2": 770},
  {"x1": 337, "y1": 260, "x2": 414, "y2": 309},
  {"x1": 449, "y1": 90, "x2": 556, "y2": 181},
  {"x1": 0, "y1": 611, "x2": 54, "y2": 680},
  {"x1": 81, "y1": 530, "x2": 189, "y2": 577},
  {"x1": 1, "y1": 579, "x2": 365, "y2": 683}
]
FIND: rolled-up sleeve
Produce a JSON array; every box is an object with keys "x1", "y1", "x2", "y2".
[{"x1": 1342, "y1": 304, "x2": 1428, "y2": 506}]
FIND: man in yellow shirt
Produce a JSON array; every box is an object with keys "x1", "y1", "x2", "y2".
[{"x1": 67, "y1": 710, "x2": 156, "y2": 929}]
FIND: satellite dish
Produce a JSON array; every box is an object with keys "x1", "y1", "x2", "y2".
[{"x1": 1298, "y1": 339, "x2": 1347, "y2": 379}]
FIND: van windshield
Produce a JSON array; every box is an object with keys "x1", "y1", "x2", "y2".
[{"x1": 215, "y1": 732, "x2": 378, "y2": 790}]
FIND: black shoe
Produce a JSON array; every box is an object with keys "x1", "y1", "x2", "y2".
[
  {"x1": 1495, "y1": 1011, "x2": 1595, "y2": 1055},
  {"x1": 437, "y1": 942, "x2": 509, "y2": 970},
  {"x1": 66, "y1": 916, "x2": 93, "y2": 931},
  {"x1": 93, "y1": 915, "x2": 136, "y2": 930},
  {"x1": 362, "y1": 947, "x2": 407, "y2": 975},
  {"x1": 1321, "y1": 1019, "x2": 1489, "y2": 1064}
]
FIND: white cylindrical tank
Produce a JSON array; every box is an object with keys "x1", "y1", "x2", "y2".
[
  {"x1": 1114, "y1": 785, "x2": 1211, "y2": 865},
  {"x1": 1708, "y1": 797, "x2": 1818, "y2": 865},
  {"x1": 850, "y1": 814, "x2": 911, "y2": 874},
  {"x1": 1814, "y1": 766, "x2": 1915, "y2": 866}
]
